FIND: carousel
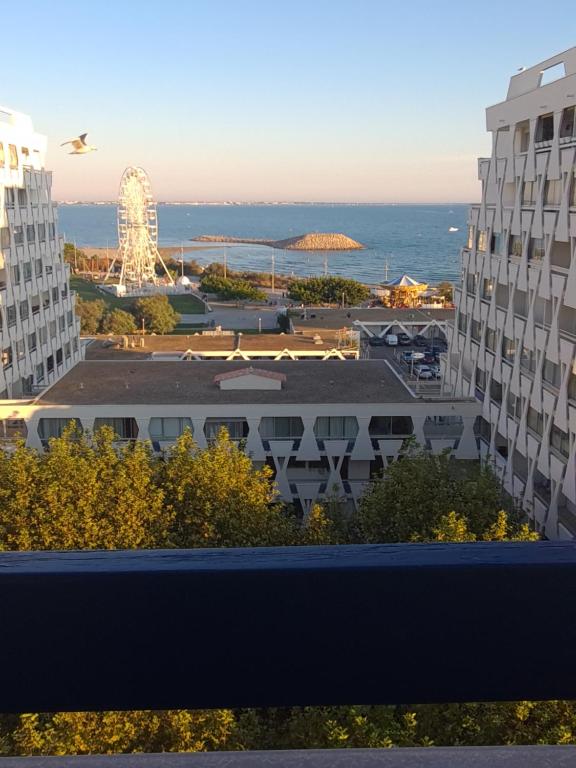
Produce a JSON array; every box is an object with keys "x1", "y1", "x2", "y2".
[{"x1": 381, "y1": 274, "x2": 428, "y2": 308}]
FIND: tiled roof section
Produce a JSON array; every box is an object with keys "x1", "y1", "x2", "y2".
[{"x1": 214, "y1": 367, "x2": 287, "y2": 383}]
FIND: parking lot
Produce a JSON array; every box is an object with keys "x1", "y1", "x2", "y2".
[{"x1": 362, "y1": 334, "x2": 447, "y2": 392}]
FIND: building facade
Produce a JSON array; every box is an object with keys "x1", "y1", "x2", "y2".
[
  {"x1": 0, "y1": 106, "x2": 81, "y2": 400},
  {"x1": 445, "y1": 49, "x2": 576, "y2": 538},
  {"x1": 0, "y1": 360, "x2": 480, "y2": 514}
]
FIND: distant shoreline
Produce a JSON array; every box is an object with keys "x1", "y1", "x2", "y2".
[{"x1": 194, "y1": 233, "x2": 364, "y2": 251}]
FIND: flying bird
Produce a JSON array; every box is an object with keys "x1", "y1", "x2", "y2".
[{"x1": 60, "y1": 133, "x2": 98, "y2": 154}]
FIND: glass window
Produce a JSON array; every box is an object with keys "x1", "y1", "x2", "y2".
[
  {"x1": 522, "y1": 181, "x2": 536, "y2": 205},
  {"x1": 521, "y1": 346, "x2": 537, "y2": 373},
  {"x1": 47, "y1": 354, "x2": 54, "y2": 373},
  {"x1": 314, "y1": 416, "x2": 358, "y2": 439},
  {"x1": 17, "y1": 189, "x2": 27, "y2": 207},
  {"x1": 56, "y1": 348, "x2": 63, "y2": 366},
  {"x1": 571, "y1": 174, "x2": 576, "y2": 207},
  {"x1": 501, "y1": 336, "x2": 515, "y2": 363},
  {"x1": 64, "y1": 342, "x2": 71, "y2": 359},
  {"x1": 36, "y1": 362, "x2": 44, "y2": 382},
  {"x1": 491, "y1": 233, "x2": 502, "y2": 254},
  {"x1": 551, "y1": 425, "x2": 569, "y2": 458},
  {"x1": 2, "y1": 347, "x2": 13, "y2": 369},
  {"x1": 529, "y1": 238, "x2": 545, "y2": 262},
  {"x1": 204, "y1": 418, "x2": 248, "y2": 440},
  {"x1": 507, "y1": 392, "x2": 522, "y2": 420},
  {"x1": 35, "y1": 259, "x2": 42, "y2": 277},
  {"x1": 489, "y1": 378, "x2": 503, "y2": 404},
  {"x1": 543, "y1": 359, "x2": 561, "y2": 388},
  {"x1": 28, "y1": 332, "x2": 37, "y2": 351},
  {"x1": 471, "y1": 319, "x2": 481, "y2": 342},
  {"x1": 52, "y1": 286, "x2": 59, "y2": 303},
  {"x1": 509, "y1": 235, "x2": 523, "y2": 258},
  {"x1": 485, "y1": 327, "x2": 496, "y2": 352},
  {"x1": 149, "y1": 417, "x2": 192, "y2": 440},
  {"x1": 457, "y1": 313, "x2": 468, "y2": 333},
  {"x1": 259, "y1": 417, "x2": 304, "y2": 439},
  {"x1": 8, "y1": 144, "x2": 18, "y2": 169},
  {"x1": 38, "y1": 418, "x2": 83, "y2": 444},
  {"x1": 0, "y1": 142, "x2": 4, "y2": 167},
  {"x1": 0, "y1": 227, "x2": 9, "y2": 250},
  {"x1": 26, "y1": 225, "x2": 35, "y2": 243},
  {"x1": 467, "y1": 226, "x2": 474, "y2": 249},
  {"x1": 560, "y1": 106, "x2": 575, "y2": 138},
  {"x1": 545, "y1": 179, "x2": 563, "y2": 206},
  {"x1": 94, "y1": 417, "x2": 138, "y2": 440},
  {"x1": 23, "y1": 262, "x2": 32, "y2": 281},
  {"x1": 13, "y1": 226, "x2": 24, "y2": 246},
  {"x1": 38, "y1": 223, "x2": 46, "y2": 242},
  {"x1": 568, "y1": 373, "x2": 576, "y2": 401},
  {"x1": 527, "y1": 407, "x2": 543, "y2": 436},
  {"x1": 482, "y1": 278, "x2": 494, "y2": 299},
  {"x1": 476, "y1": 230, "x2": 487, "y2": 252},
  {"x1": 536, "y1": 113, "x2": 554, "y2": 142},
  {"x1": 369, "y1": 416, "x2": 413, "y2": 436},
  {"x1": 19, "y1": 300, "x2": 29, "y2": 321},
  {"x1": 6, "y1": 305, "x2": 16, "y2": 327}
]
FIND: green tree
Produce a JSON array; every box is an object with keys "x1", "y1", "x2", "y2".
[
  {"x1": 200, "y1": 274, "x2": 266, "y2": 301},
  {"x1": 352, "y1": 445, "x2": 532, "y2": 544},
  {"x1": 133, "y1": 295, "x2": 180, "y2": 334},
  {"x1": 100, "y1": 308, "x2": 137, "y2": 335},
  {"x1": 75, "y1": 297, "x2": 106, "y2": 334},
  {"x1": 63, "y1": 242, "x2": 88, "y2": 270},
  {"x1": 287, "y1": 276, "x2": 370, "y2": 306},
  {"x1": 159, "y1": 429, "x2": 295, "y2": 548}
]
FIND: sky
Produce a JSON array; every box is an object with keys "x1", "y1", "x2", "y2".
[{"x1": 2, "y1": 0, "x2": 575, "y2": 203}]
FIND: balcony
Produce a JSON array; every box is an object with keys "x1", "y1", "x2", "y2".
[{"x1": 1, "y1": 543, "x2": 576, "y2": 765}]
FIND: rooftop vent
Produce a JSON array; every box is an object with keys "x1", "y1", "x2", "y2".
[{"x1": 214, "y1": 367, "x2": 286, "y2": 391}]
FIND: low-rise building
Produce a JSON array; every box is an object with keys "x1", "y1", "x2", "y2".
[{"x1": 0, "y1": 359, "x2": 480, "y2": 514}]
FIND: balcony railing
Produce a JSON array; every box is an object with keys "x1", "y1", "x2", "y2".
[{"x1": 1, "y1": 543, "x2": 576, "y2": 765}]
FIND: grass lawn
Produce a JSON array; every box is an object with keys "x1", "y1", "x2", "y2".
[{"x1": 70, "y1": 277, "x2": 206, "y2": 314}]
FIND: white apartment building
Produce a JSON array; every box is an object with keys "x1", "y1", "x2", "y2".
[
  {"x1": 0, "y1": 106, "x2": 81, "y2": 400},
  {"x1": 0, "y1": 360, "x2": 480, "y2": 514},
  {"x1": 445, "y1": 48, "x2": 576, "y2": 538}
]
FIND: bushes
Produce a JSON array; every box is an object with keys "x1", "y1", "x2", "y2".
[
  {"x1": 287, "y1": 276, "x2": 370, "y2": 306},
  {"x1": 200, "y1": 274, "x2": 266, "y2": 301}
]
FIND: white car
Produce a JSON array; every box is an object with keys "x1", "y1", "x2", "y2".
[
  {"x1": 414, "y1": 364, "x2": 434, "y2": 379},
  {"x1": 384, "y1": 334, "x2": 398, "y2": 346}
]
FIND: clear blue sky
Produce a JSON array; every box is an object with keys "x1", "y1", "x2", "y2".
[{"x1": 2, "y1": 0, "x2": 574, "y2": 202}]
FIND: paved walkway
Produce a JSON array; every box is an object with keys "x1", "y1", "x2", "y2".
[{"x1": 180, "y1": 303, "x2": 281, "y2": 330}]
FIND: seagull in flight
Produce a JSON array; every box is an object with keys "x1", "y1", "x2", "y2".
[{"x1": 61, "y1": 133, "x2": 98, "y2": 154}]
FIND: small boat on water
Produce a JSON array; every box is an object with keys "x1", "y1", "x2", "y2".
[{"x1": 448, "y1": 227, "x2": 459, "y2": 232}]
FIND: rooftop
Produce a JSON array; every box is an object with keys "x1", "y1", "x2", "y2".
[
  {"x1": 293, "y1": 307, "x2": 454, "y2": 332},
  {"x1": 37, "y1": 360, "x2": 415, "y2": 406}
]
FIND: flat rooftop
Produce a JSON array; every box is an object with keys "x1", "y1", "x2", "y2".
[
  {"x1": 37, "y1": 360, "x2": 415, "y2": 406},
  {"x1": 85, "y1": 332, "x2": 346, "y2": 360},
  {"x1": 293, "y1": 307, "x2": 454, "y2": 332}
]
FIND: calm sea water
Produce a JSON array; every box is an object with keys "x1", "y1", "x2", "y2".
[{"x1": 57, "y1": 204, "x2": 468, "y2": 285}]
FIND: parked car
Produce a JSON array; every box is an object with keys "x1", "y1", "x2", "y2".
[
  {"x1": 412, "y1": 335, "x2": 429, "y2": 346},
  {"x1": 368, "y1": 336, "x2": 387, "y2": 347},
  {"x1": 428, "y1": 364, "x2": 442, "y2": 379},
  {"x1": 414, "y1": 364, "x2": 434, "y2": 379},
  {"x1": 397, "y1": 332, "x2": 412, "y2": 345},
  {"x1": 384, "y1": 334, "x2": 398, "y2": 346}
]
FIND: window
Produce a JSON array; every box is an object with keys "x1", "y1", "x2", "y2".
[
  {"x1": 49, "y1": 222, "x2": 56, "y2": 240},
  {"x1": 38, "y1": 418, "x2": 83, "y2": 445},
  {"x1": 476, "y1": 230, "x2": 487, "y2": 252},
  {"x1": 35, "y1": 259, "x2": 42, "y2": 277},
  {"x1": 560, "y1": 106, "x2": 575, "y2": 139},
  {"x1": 529, "y1": 238, "x2": 545, "y2": 263},
  {"x1": 314, "y1": 416, "x2": 358, "y2": 439},
  {"x1": 38, "y1": 223, "x2": 46, "y2": 242},
  {"x1": 61, "y1": 285, "x2": 68, "y2": 300},
  {"x1": 49, "y1": 320, "x2": 56, "y2": 338},
  {"x1": 6, "y1": 305, "x2": 16, "y2": 327},
  {"x1": 149, "y1": 417, "x2": 192, "y2": 440},
  {"x1": 204, "y1": 418, "x2": 248, "y2": 440},
  {"x1": 569, "y1": 373, "x2": 576, "y2": 401},
  {"x1": 491, "y1": 233, "x2": 502, "y2": 254},
  {"x1": 67, "y1": 309, "x2": 73, "y2": 326},
  {"x1": 28, "y1": 331, "x2": 37, "y2": 352},
  {"x1": 72, "y1": 337, "x2": 78, "y2": 353},
  {"x1": 64, "y1": 341, "x2": 71, "y2": 359},
  {"x1": 501, "y1": 336, "x2": 515, "y2": 363},
  {"x1": 513, "y1": 289, "x2": 528, "y2": 317},
  {"x1": 2, "y1": 347, "x2": 13, "y2": 369},
  {"x1": 56, "y1": 348, "x2": 63, "y2": 366},
  {"x1": 522, "y1": 181, "x2": 537, "y2": 205},
  {"x1": 4, "y1": 188, "x2": 15, "y2": 207},
  {"x1": 551, "y1": 425, "x2": 570, "y2": 458},
  {"x1": 8, "y1": 144, "x2": 18, "y2": 169},
  {"x1": 482, "y1": 278, "x2": 494, "y2": 299},
  {"x1": 23, "y1": 262, "x2": 32, "y2": 282},
  {"x1": 509, "y1": 235, "x2": 523, "y2": 258},
  {"x1": 475, "y1": 368, "x2": 487, "y2": 390},
  {"x1": 368, "y1": 416, "x2": 413, "y2": 436},
  {"x1": 42, "y1": 291, "x2": 50, "y2": 309},
  {"x1": 0, "y1": 142, "x2": 4, "y2": 168},
  {"x1": 39, "y1": 326, "x2": 47, "y2": 345},
  {"x1": 94, "y1": 417, "x2": 138, "y2": 440},
  {"x1": 470, "y1": 319, "x2": 481, "y2": 342},
  {"x1": 59, "y1": 315, "x2": 66, "y2": 332},
  {"x1": 495, "y1": 283, "x2": 509, "y2": 309},
  {"x1": 19, "y1": 300, "x2": 29, "y2": 321},
  {"x1": 52, "y1": 286, "x2": 59, "y2": 304},
  {"x1": 457, "y1": 313, "x2": 468, "y2": 333},
  {"x1": 0, "y1": 227, "x2": 9, "y2": 250},
  {"x1": 27, "y1": 225, "x2": 35, "y2": 243},
  {"x1": 259, "y1": 417, "x2": 304, "y2": 439},
  {"x1": 507, "y1": 392, "x2": 523, "y2": 420},
  {"x1": 515, "y1": 121, "x2": 530, "y2": 153},
  {"x1": 17, "y1": 189, "x2": 27, "y2": 207},
  {"x1": 536, "y1": 113, "x2": 554, "y2": 142},
  {"x1": 13, "y1": 226, "x2": 24, "y2": 246},
  {"x1": 467, "y1": 226, "x2": 474, "y2": 249},
  {"x1": 485, "y1": 327, "x2": 496, "y2": 352},
  {"x1": 47, "y1": 354, "x2": 54, "y2": 373},
  {"x1": 521, "y1": 346, "x2": 537, "y2": 374},
  {"x1": 545, "y1": 179, "x2": 563, "y2": 206},
  {"x1": 489, "y1": 378, "x2": 503, "y2": 404},
  {"x1": 16, "y1": 339, "x2": 25, "y2": 360},
  {"x1": 527, "y1": 407, "x2": 543, "y2": 436},
  {"x1": 543, "y1": 359, "x2": 561, "y2": 388},
  {"x1": 466, "y1": 273, "x2": 477, "y2": 294}
]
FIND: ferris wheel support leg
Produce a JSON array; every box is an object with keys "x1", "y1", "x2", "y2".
[
  {"x1": 104, "y1": 257, "x2": 118, "y2": 283},
  {"x1": 157, "y1": 251, "x2": 175, "y2": 285}
]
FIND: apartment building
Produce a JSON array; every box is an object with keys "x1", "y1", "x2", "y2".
[
  {"x1": 445, "y1": 48, "x2": 576, "y2": 538},
  {"x1": 0, "y1": 360, "x2": 480, "y2": 514},
  {"x1": 0, "y1": 106, "x2": 81, "y2": 399}
]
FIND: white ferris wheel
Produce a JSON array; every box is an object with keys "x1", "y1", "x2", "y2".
[{"x1": 107, "y1": 167, "x2": 173, "y2": 288}]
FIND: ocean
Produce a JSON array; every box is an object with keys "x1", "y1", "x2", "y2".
[{"x1": 57, "y1": 204, "x2": 468, "y2": 285}]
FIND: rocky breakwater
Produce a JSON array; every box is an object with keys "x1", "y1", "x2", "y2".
[{"x1": 194, "y1": 232, "x2": 364, "y2": 250}]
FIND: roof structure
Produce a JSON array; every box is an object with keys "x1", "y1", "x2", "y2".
[
  {"x1": 36, "y1": 360, "x2": 415, "y2": 406},
  {"x1": 383, "y1": 275, "x2": 426, "y2": 287},
  {"x1": 213, "y1": 368, "x2": 287, "y2": 383}
]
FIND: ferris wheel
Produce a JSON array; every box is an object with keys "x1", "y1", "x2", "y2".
[{"x1": 107, "y1": 167, "x2": 173, "y2": 288}]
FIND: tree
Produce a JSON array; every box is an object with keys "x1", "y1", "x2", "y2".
[
  {"x1": 75, "y1": 297, "x2": 106, "y2": 335},
  {"x1": 199, "y1": 274, "x2": 266, "y2": 301},
  {"x1": 0, "y1": 426, "x2": 168, "y2": 551},
  {"x1": 100, "y1": 308, "x2": 137, "y2": 335},
  {"x1": 159, "y1": 430, "x2": 295, "y2": 548},
  {"x1": 287, "y1": 276, "x2": 370, "y2": 306},
  {"x1": 63, "y1": 242, "x2": 88, "y2": 271},
  {"x1": 436, "y1": 281, "x2": 454, "y2": 303},
  {"x1": 351, "y1": 445, "x2": 534, "y2": 544},
  {"x1": 133, "y1": 295, "x2": 180, "y2": 334},
  {"x1": 276, "y1": 312, "x2": 290, "y2": 332}
]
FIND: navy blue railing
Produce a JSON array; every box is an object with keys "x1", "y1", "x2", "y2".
[{"x1": 1, "y1": 542, "x2": 576, "y2": 713}]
